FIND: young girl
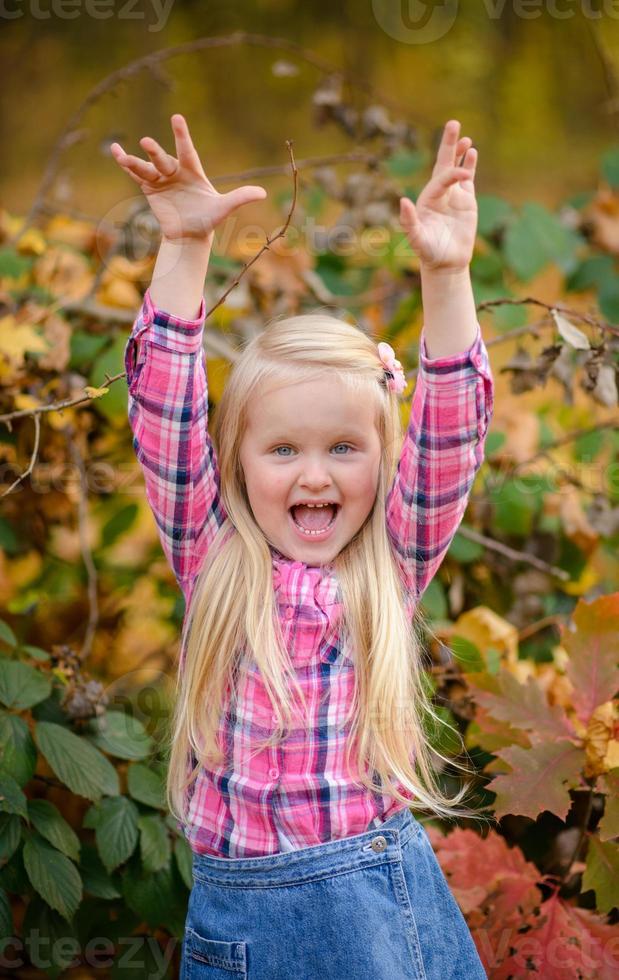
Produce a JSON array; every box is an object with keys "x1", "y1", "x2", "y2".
[{"x1": 112, "y1": 114, "x2": 493, "y2": 979}]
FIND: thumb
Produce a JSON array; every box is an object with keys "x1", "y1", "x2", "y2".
[
  {"x1": 221, "y1": 185, "x2": 268, "y2": 212},
  {"x1": 399, "y1": 197, "x2": 420, "y2": 239}
]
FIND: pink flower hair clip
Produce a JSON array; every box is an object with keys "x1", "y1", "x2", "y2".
[{"x1": 377, "y1": 341, "x2": 407, "y2": 395}]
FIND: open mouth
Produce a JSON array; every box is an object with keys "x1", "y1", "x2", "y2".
[{"x1": 289, "y1": 503, "x2": 340, "y2": 538}]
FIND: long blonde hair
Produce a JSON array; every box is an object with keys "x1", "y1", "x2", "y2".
[{"x1": 166, "y1": 311, "x2": 482, "y2": 827}]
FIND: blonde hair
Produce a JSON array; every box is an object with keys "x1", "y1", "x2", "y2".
[{"x1": 166, "y1": 310, "x2": 484, "y2": 829}]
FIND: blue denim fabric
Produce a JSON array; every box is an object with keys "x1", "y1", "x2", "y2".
[{"x1": 180, "y1": 807, "x2": 487, "y2": 979}]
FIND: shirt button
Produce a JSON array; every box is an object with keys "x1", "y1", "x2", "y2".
[
  {"x1": 271, "y1": 714, "x2": 278, "y2": 724},
  {"x1": 285, "y1": 607, "x2": 294, "y2": 620},
  {"x1": 268, "y1": 767, "x2": 279, "y2": 780}
]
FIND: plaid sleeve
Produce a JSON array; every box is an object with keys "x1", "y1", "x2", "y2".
[
  {"x1": 385, "y1": 321, "x2": 494, "y2": 601},
  {"x1": 124, "y1": 288, "x2": 227, "y2": 602}
]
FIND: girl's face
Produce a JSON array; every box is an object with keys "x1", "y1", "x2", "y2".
[{"x1": 239, "y1": 375, "x2": 383, "y2": 566}]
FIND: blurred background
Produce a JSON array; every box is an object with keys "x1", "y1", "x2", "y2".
[
  {"x1": 3, "y1": 0, "x2": 619, "y2": 219},
  {"x1": 1, "y1": 4, "x2": 619, "y2": 975}
]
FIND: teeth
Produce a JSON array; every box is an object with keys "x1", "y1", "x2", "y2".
[{"x1": 291, "y1": 503, "x2": 338, "y2": 535}]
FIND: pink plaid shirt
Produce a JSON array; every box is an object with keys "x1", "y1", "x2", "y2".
[{"x1": 125, "y1": 288, "x2": 494, "y2": 858}]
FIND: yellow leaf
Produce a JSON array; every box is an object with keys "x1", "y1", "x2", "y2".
[
  {"x1": 44, "y1": 214, "x2": 96, "y2": 252},
  {"x1": 0, "y1": 316, "x2": 48, "y2": 366},
  {"x1": 450, "y1": 605, "x2": 523, "y2": 673},
  {"x1": 47, "y1": 409, "x2": 76, "y2": 431},
  {"x1": 16, "y1": 228, "x2": 47, "y2": 256},
  {"x1": 206, "y1": 358, "x2": 229, "y2": 405},
  {"x1": 84, "y1": 385, "x2": 109, "y2": 399},
  {"x1": 562, "y1": 563, "x2": 600, "y2": 596},
  {"x1": 13, "y1": 394, "x2": 41, "y2": 412},
  {"x1": 95, "y1": 277, "x2": 142, "y2": 309},
  {"x1": 584, "y1": 701, "x2": 619, "y2": 778}
]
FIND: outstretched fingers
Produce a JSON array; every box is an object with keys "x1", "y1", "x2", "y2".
[
  {"x1": 109, "y1": 143, "x2": 160, "y2": 183},
  {"x1": 139, "y1": 137, "x2": 179, "y2": 178},
  {"x1": 170, "y1": 113, "x2": 205, "y2": 173},
  {"x1": 422, "y1": 164, "x2": 475, "y2": 203}
]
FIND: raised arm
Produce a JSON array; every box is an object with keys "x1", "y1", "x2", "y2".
[
  {"x1": 111, "y1": 114, "x2": 267, "y2": 600},
  {"x1": 124, "y1": 279, "x2": 224, "y2": 600},
  {"x1": 385, "y1": 318, "x2": 494, "y2": 601},
  {"x1": 386, "y1": 118, "x2": 494, "y2": 601}
]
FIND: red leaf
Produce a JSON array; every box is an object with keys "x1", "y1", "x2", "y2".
[
  {"x1": 484, "y1": 739, "x2": 586, "y2": 820},
  {"x1": 561, "y1": 593, "x2": 619, "y2": 726}
]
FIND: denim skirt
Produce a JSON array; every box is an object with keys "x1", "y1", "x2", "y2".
[{"x1": 180, "y1": 806, "x2": 487, "y2": 979}]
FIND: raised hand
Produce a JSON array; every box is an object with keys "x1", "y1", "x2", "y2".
[
  {"x1": 110, "y1": 113, "x2": 267, "y2": 243},
  {"x1": 399, "y1": 119, "x2": 477, "y2": 273}
]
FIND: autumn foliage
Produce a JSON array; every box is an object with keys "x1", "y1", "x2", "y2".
[{"x1": 0, "y1": 60, "x2": 618, "y2": 979}]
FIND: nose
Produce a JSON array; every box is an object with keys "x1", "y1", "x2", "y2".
[{"x1": 298, "y1": 456, "x2": 333, "y2": 492}]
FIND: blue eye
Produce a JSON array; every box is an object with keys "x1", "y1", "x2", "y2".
[
  {"x1": 272, "y1": 444, "x2": 352, "y2": 457},
  {"x1": 273, "y1": 446, "x2": 293, "y2": 457},
  {"x1": 332, "y1": 444, "x2": 352, "y2": 454}
]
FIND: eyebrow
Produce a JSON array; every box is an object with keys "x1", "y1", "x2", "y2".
[{"x1": 262, "y1": 427, "x2": 370, "y2": 443}]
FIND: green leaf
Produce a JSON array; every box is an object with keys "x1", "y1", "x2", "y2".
[
  {"x1": 384, "y1": 149, "x2": 426, "y2": 178},
  {"x1": 484, "y1": 431, "x2": 506, "y2": 456},
  {"x1": 35, "y1": 721, "x2": 119, "y2": 802},
  {"x1": 601, "y1": 145, "x2": 619, "y2": 188},
  {"x1": 0, "y1": 518, "x2": 18, "y2": 555},
  {"x1": 450, "y1": 636, "x2": 484, "y2": 673},
  {"x1": 22, "y1": 896, "x2": 80, "y2": 973},
  {"x1": 0, "y1": 711, "x2": 37, "y2": 785},
  {"x1": 173, "y1": 835, "x2": 193, "y2": 891},
  {"x1": 21, "y1": 644, "x2": 51, "y2": 662},
  {"x1": 0, "y1": 248, "x2": 32, "y2": 279},
  {"x1": 491, "y1": 476, "x2": 543, "y2": 538},
  {"x1": 598, "y1": 275, "x2": 619, "y2": 323},
  {"x1": 0, "y1": 620, "x2": 17, "y2": 648},
  {"x1": 127, "y1": 762, "x2": 165, "y2": 809},
  {"x1": 89, "y1": 335, "x2": 133, "y2": 421},
  {"x1": 0, "y1": 885, "x2": 12, "y2": 942},
  {"x1": 447, "y1": 529, "x2": 485, "y2": 563},
  {"x1": 138, "y1": 813, "x2": 171, "y2": 872},
  {"x1": 23, "y1": 833, "x2": 82, "y2": 922},
  {"x1": 121, "y1": 861, "x2": 183, "y2": 931},
  {"x1": 68, "y1": 330, "x2": 108, "y2": 371},
  {"x1": 477, "y1": 194, "x2": 514, "y2": 237},
  {"x1": 27, "y1": 799, "x2": 81, "y2": 862},
  {"x1": 100, "y1": 504, "x2": 139, "y2": 548},
  {"x1": 0, "y1": 660, "x2": 51, "y2": 709},
  {"x1": 565, "y1": 254, "x2": 615, "y2": 292},
  {"x1": 419, "y1": 577, "x2": 448, "y2": 621},
  {"x1": 95, "y1": 796, "x2": 139, "y2": 873},
  {"x1": 86, "y1": 710, "x2": 154, "y2": 761},
  {"x1": 423, "y1": 705, "x2": 461, "y2": 757},
  {"x1": 0, "y1": 770, "x2": 28, "y2": 818},
  {"x1": 78, "y1": 842, "x2": 122, "y2": 899},
  {"x1": 503, "y1": 202, "x2": 583, "y2": 281},
  {"x1": 0, "y1": 813, "x2": 21, "y2": 863},
  {"x1": 582, "y1": 836, "x2": 619, "y2": 914}
]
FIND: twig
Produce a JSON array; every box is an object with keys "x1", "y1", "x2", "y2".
[
  {"x1": 204, "y1": 138, "x2": 299, "y2": 320},
  {"x1": 0, "y1": 414, "x2": 41, "y2": 499},
  {"x1": 10, "y1": 32, "x2": 415, "y2": 245},
  {"x1": 456, "y1": 525, "x2": 571, "y2": 581},
  {"x1": 517, "y1": 613, "x2": 568, "y2": 642},
  {"x1": 65, "y1": 427, "x2": 99, "y2": 660},
  {"x1": 476, "y1": 296, "x2": 619, "y2": 339}
]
